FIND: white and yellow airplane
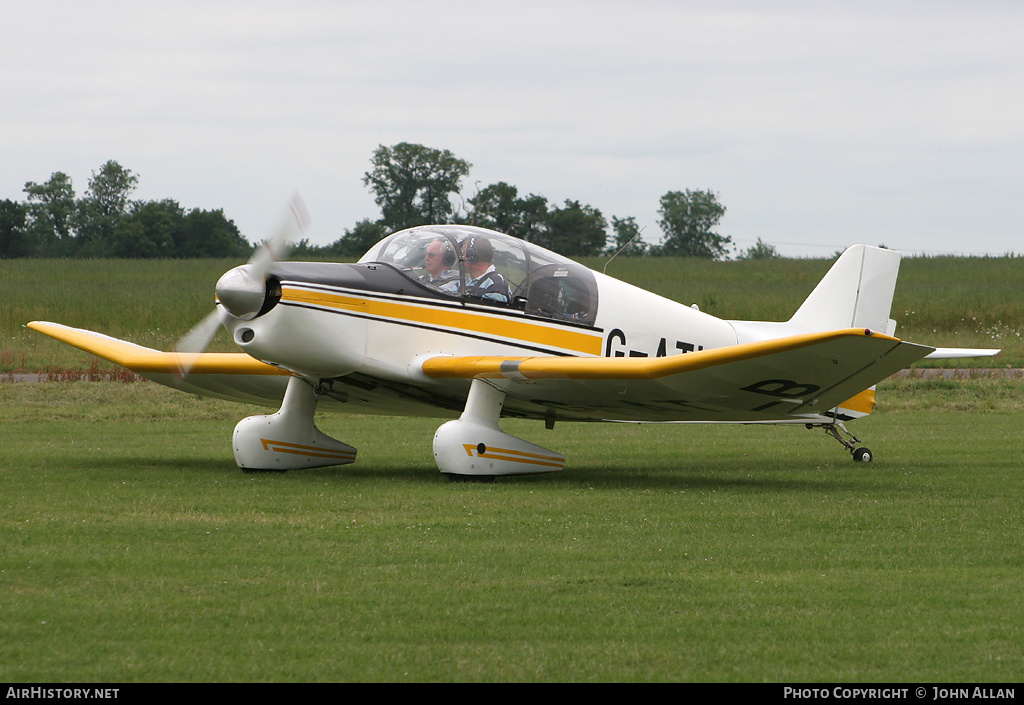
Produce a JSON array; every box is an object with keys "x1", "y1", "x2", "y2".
[{"x1": 29, "y1": 199, "x2": 999, "y2": 480}]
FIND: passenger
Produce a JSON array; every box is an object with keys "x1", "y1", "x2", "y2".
[
  {"x1": 442, "y1": 236, "x2": 512, "y2": 304},
  {"x1": 420, "y1": 238, "x2": 458, "y2": 287}
]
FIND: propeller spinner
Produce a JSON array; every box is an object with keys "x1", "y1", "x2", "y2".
[
  {"x1": 173, "y1": 193, "x2": 310, "y2": 371},
  {"x1": 215, "y1": 264, "x2": 271, "y2": 320}
]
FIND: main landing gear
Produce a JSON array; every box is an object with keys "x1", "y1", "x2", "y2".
[
  {"x1": 433, "y1": 379, "x2": 565, "y2": 481},
  {"x1": 810, "y1": 421, "x2": 873, "y2": 463},
  {"x1": 233, "y1": 376, "x2": 356, "y2": 471},
  {"x1": 230, "y1": 376, "x2": 565, "y2": 480}
]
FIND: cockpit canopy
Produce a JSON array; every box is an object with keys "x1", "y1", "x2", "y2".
[{"x1": 359, "y1": 225, "x2": 599, "y2": 326}]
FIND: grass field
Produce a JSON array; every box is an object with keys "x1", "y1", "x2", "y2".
[
  {"x1": 2, "y1": 254, "x2": 1022, "y2": 370},
  {"x1": 1, "y1": 379, "x2": 1022, "y2": 682},
  {"x1": 2, "y1": 254, "x2": 1021, "y2": 681}
]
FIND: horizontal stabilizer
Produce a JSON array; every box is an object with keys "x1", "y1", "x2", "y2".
[{"x1": 924, "y1": 347, "x2": 1001, "y2": 359}]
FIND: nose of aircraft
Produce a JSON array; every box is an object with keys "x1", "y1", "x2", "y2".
[{"x1": 216, "y1": 264, "x2": 267, "y2": 320}]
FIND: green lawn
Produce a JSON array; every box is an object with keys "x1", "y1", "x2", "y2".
[{"x1": 1, "y1": 380, "x2": 1021, "y2": 682}]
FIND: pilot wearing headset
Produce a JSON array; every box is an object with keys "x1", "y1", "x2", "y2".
[
  {"x1": 421, "y1": 238, "x2": 458, "y2": 286},
  {"x1": 441, "y1": 235, "x2": 512, "y2": 304}
]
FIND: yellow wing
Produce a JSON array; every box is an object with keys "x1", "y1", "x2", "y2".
[
  {"x1": 421, "y1": 328, "x2": 933, "y2": 423},
  {"x1": 28, "y1": 321, "x2": 292, "y2": 406}
]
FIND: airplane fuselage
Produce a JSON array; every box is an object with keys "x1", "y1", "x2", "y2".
[
  {"x1": 217, "y1": 224, "x2": 747, "y2": 422},
  {"x1": 226, "y1": 261, "x2": 739, "y2": 388}
]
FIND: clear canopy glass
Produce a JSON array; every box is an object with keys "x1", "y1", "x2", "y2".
[{"x1": 359, "y1": 225, "x2": 599, "y2": 325}]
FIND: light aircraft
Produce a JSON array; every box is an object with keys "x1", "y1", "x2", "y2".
[{"x1": 29, "y1": 197, "x2": 999, "y2": 480}]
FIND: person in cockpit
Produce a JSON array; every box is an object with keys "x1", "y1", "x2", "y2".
[
  {"x1": 442, "y1": 235, "x2": 511, "y2": 304},
  {"x1": 420, "y1": 238, "x2": 458, "y2": 287}
]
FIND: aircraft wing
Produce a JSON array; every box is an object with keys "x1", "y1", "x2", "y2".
[
  {"x1": 420, "y1": 328, "x2": 934, "y2": 423},
  {"x1": 27, "y1": 321, "x2": 292, "y2": 406},
  {"x1": 30, "y1": 322, "x2": 934, "y2": 423}
]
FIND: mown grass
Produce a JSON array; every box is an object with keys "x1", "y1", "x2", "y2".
[
  {"x1": 1, "y1": 380, "x2": 1022, "y2": 682},
  {"x1": 2, "y1": 254, "x2": 1022, "y2": 370},
  {"x1": 1, "y1": 259, "x2": 241, "y2": 371}
]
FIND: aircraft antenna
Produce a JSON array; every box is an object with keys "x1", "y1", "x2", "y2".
[{"x1": 603, "y1": 226, "x2": 646, "y2": 274}]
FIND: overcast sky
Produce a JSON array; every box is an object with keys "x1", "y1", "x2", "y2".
[{"x1": 4, "y1": 0, "x2": 1023, "y2": 257}]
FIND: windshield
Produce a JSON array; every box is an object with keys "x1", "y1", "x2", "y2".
[
  {"x1": 360, "y1": 225, "x2": 598, "y2": 325},
  {"x1": 371, "y1": 228, "x2": 463, "y2": 290}
]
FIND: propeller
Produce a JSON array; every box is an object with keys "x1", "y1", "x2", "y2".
[{"x1": 173, "y1": 193, "x2": 310, "y2": 375}]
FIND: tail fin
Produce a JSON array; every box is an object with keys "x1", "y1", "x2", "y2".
[
  {"x1": 789, "y1": 245, "x2": 901, "y2": 336},
  {"x1": 788, "y1": 245, "x2": 902, "y2": 422}
]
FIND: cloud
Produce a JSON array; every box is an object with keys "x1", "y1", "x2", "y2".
[{"x1": 3, "y1": 0, "x2": 1022, "y2": 256}]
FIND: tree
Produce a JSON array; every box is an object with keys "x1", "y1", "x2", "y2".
[
  {"x1": 362, "y1": 143, "x2": 471, "y2": 232},
  {"x1": 541, "y1": 200, "x2": 608, "y2": 257},
  {"x1": 507, "y1": 193, "x2": 551, "y2": 244},
  {"x1": 466, "y1": 182, "x2": 549, "y2": 243},
  {"x1": 9, "y1": 161, "x2": 258, "y2": 258},
  {"x1": 466, "y1": 186, "x2": 607, "y2": 257},
  {"x1": 657, "y1": 189, "x2": 732, "y2": 259},
  {"x1": 0, "y1": 199, "x2": 29, "y2": 258},
  {"x1": 174, "y1": 208, "x2": 251, "y2": 258},
  {"x1": 738, "y1": 238, "x2": 780, "y2": 260},
  {"x1": 466, "y1": 181, "x2": 524, "y2": 233},
  {"x1": 24, "y1": 171, "x2": 77, "y2": 256},
  {"x1": 75, "y1": 160, "x2": 139, "y2": 256},
  {"x1": 328, "y1": 219, "x2": 389, "y2": 260},
  {"x1": 108, "y1": 199, "x2": 181, "y2": 258}
]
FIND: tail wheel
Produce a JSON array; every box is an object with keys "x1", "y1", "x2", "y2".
[{"x1": 812, "y1": 422, "x2": 875, "y2": 463}]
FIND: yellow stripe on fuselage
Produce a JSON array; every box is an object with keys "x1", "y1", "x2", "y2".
[{"x1": 281, "y1": 286, "x2": 604, "y2": 356}]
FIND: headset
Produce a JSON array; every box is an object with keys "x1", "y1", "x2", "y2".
[
  {"x1": 463, "y1": 236, "x2": 480, "y2": 265},
  {"x1": 426, "y1": 238, "x2": 458, "y2": 267},
  {"x1": 462, "y1": 236, "x2": 493, "y2": 266}
]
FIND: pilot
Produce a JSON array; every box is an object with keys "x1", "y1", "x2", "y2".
[
  {"x1": 421, "y1": 238, "x2": 458, "y2": 286},
  {"x1": 442, "y1": 235, "x2": 511, "y2": 304}
]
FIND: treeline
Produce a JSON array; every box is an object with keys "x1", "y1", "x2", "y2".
[
  {"x1": 3, "y1": 145, "x2": 779, "y2": 261},
  {"x1": 1, "y1": 161, "x2": 251, "y2": 259},
  {"x1": 305, "y1": 142, "x2": 775, "y2": 261}
]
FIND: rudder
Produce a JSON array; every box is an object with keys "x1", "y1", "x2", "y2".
[{"x1": 789, "y1": 245, "x2": 901, "y2": 335}]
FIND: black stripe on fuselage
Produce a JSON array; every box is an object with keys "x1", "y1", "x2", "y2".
[{"x1": 280, "y1": 300, "x2": 575, "y2": 357}]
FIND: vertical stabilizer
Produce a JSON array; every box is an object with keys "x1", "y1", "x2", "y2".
[{"x1": 789, "y1": 245, "x2": 901, "y2": 335}]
